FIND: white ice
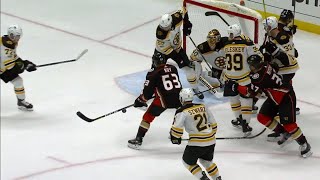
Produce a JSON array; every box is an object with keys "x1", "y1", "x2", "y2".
[{"x1": 1, "y1": 0, "x2": 320, "y2": 180}]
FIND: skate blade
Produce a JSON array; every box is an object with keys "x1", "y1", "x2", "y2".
[
  {"x1": 18, "y1": 106, "x2": 33, "y2": 111},
  {"x1": 127, "y1": 143, "x2": 141, "y2": 150},
  {"x1": 267, "y1": 137, "x2": 281, "y2": 142},
  {"x1": 278, "y1": 138, "x2": 293, "y2": 148},
  {"x1": 243, "y1": 131, "x2": 252, "y2": 137},
  {"x1": 301, "y1": 151, "x2": 313, "y2": 158},
  {"x1": 232, "y1": 124, "x2": 242, "y2": 129}
]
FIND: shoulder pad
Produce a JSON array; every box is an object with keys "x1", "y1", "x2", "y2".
[
  {"x1": 1, "y1": 36, "x2": 15, "y2": 48},
  {"x1": 197, "y1": 42, "x2": 211, "y2": 53},
  {"x1": 156, "y1": 26, "x2": 169, "y2": 40}
]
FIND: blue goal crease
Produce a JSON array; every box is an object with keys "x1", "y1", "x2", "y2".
[{"x1": 115, "y1": 69, "x2": 228, "y2": 106}]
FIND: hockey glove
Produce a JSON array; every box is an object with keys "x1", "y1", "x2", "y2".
[
  {"x1": 24, "y1": 60, "x2": 37, "y2": 72},
  {"x1": 12, "y1": 59, "x2": 25, "y2": 74},
  {"x1": 264, "y1": 41, "x2": 280, "y2": 56},
  {"x1": 183, "y1": 20, "x2": 192, "y2": 36},
  {"x1": 290, "y1": 25, "x2": 297, "y2": 35},
  {"x1": 134, "y1": 95, "x2": 148, "y2": 108},
  {"x1": 263, "y1": 52, "x2": 272, "y2": 62},
  {"x1": 269, "y1": 62, "x2": 280, "y2": 72},
  {"x1": 223, "y1": 80, "x2": 239, "y2": 97},
  {"x1": 170, "y1": 134, "x2": 181, "y2": 145}
]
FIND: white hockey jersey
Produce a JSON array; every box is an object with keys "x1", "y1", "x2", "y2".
[
  {"x1": 223, "y1": 35, "x2": 262, "y2": 86},
  {"x1": 171, "y1": 103, "x2": 217, "y2": 147},
  {"x1": 0, "y1": 35, "x2": 19, "y2": 74},
  {"x1": 155, "y1": 9, "x2": 186, "y2": 55}
]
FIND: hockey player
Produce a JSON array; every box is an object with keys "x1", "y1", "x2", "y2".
[
  {"x1": 262, "y1": 16, "x2": 300, "y2": 140},
  {"x1": 128, "y1": 52, "x2": 182, "y2": 149},
  {"x1": 170, "y1": 88, "x2": 221, "y2": 180},
  {"x1": 225, "y1": 54, "x2": 312, "y2": 158},
  {"x1": 0, "y1": 25, "x2": 37, "y2": 111},
  {"x1": 189, "y1": 29, "x2": 227, "y2": 93},
  {"x1": 223, "y1": 24, "x2": 262, "y2": 136},
  {"x1": 155, "y1": 8, "x2": 204, "y2": 99}
]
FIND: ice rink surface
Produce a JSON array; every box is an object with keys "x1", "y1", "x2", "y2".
[{"x1": 1, "y1": 0, "x2": 320, "y2": 179}]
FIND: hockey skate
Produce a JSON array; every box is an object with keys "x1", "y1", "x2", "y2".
[
  {"x1": 241, "y1": 120, "x2": 252, "y2": 137},
  {"x1": 296, "y1": 107, "x2": 300, "y2": 115},
  {"x1": 231, "y1": 115, "x2": 242, "y2": 129},
  {"x1": 300, "y1": 142, "x2": 312, "y2": 158},
  {"x1": 17, "y1": 99, "x2": 33, "y2": 111},
  {"x1": 277, "y1": 132, "x2": 293, "y2": 147},
  {"x1": 252, "y1": 105, "x2": 258, "y2": 114},
  {"x1": 200, "y1": 171, "x2": 210, "y2": 180},
  {"x1": 128, "y1": 137, "x2": 143, "y2": 150},
  {"x1": 267, "y1": 132, "x2": 281, "y2": 142},
  {"x1": 193, "y1": 88, "x2": 204, "y2": 100}
]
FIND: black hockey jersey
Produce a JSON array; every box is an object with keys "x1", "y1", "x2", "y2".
[
  {"x1": 238, "y1": 64, "x2": 292, "y2": 105},
  {"x1": 142, "y1": 64, "x2": 182, "y2": 108}
]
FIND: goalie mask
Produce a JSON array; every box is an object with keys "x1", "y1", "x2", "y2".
[
  {"x1": 227, "y1": 24, "x2": 241, "y2": 40},
  {"x1": 7, "y1": 24, "x2": 22, "y2": 43},
  {"x1": 207, "y1": 29, "x2": 221, "y2": 47},
  {"x1": 279, "y1": 9, "x2": 294, "y2": 25},
  {"x1": 152, "y1": 52, "x2": 166, "y2": 67},
  {"x1": 179, "y1": 88, "x2": 194, "y2": 104},
  {"x1": 247, "y1": 54, "x2": 264, "y2": 72}
]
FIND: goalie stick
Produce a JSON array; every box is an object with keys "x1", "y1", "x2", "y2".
[
  {"x1": 205, "y1": 11, "x2": 230, "y2": 26},
  {"x1": 182, "y1": 128, "x2": 266, "y2": 140},
  {"x1": 36, "y1": 49, "x2": 88, "y2": 68},
  {"x1": 77, "y1": 88, "x2": 214, "y2": 123}
]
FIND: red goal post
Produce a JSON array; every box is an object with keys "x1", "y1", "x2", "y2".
[{"x1": 183, "y1": 0, "x2": 263, "y2": 52}]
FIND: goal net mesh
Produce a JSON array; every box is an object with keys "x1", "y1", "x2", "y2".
[{"x1": 183, "y1": 0, "x2": 264, "y2": 54}]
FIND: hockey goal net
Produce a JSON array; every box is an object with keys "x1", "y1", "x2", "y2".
[{"x1": 183, "y1": 0, "x2": 264, "y2": 53}]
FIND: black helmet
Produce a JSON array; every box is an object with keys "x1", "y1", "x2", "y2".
[
  {"x1": 152, "y1": 52, "x2": 166, "y2": 67},
  {"x1": 247, "y1": 54, "x2": 264, "y2": 69},
  {"x1": 279, "y1": 9, "x2": 294, "y2": 23}
]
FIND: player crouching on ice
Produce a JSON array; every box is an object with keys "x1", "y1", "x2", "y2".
[
  {"x1": 170, "y1": 88, "x2": 222, "y2": 180},
  {"x1": 1, "y1": 25, "x2": 37, "y2": 111},
  {"x1": 224, "y1": 54, "x2": 312, "y2": 158}
]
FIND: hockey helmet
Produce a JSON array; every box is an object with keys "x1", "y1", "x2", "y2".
[
  {"x1": 152, "y1": 52, "x2": 166, "y2": 67},
  {"x1": 279, "y1": 9, "x2": 294, "y2": 24},
  {"x1": 207, "y1": 29, "x2": 221, "y2": 46},
  {"x1": 7, "y1": 24, "x2": 22, "y2": 42},
  {"x1": 263, "y1": 16, "x2": 278, "y2": 32},
  {"x1": 179, "y1": 88, "x2": 194, "y2": 104},
  {"x1": 227, "y1": 24, "x2": 241, "y2": 39},
  {"x1": 247, "y1": 54, "x2": 264, "y2": 71},
  {"x1": 159, "y1": 14, "x2": 173, "y2": 30}
]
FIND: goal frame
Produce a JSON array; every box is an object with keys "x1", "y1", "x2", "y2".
[{"x1": 183, "y1": 0, "x2": 260, "y2": 48}]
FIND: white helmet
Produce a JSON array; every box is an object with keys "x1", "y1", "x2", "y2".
[
  {"x1": 7, "y1": 24, "x2": 23, "y2": 41},
  {"x1": 263, "y1": 16, "x2": 278, "y2": 32},
  {"x1": 227, "y1": 24, "x2": 241, "y2": 39},
  {"x1": 159, "y1": 14, "x2": 173, "y2": 29},
  {"x1": 179, "y1": 88, "x2": 194, "y2": 104}
]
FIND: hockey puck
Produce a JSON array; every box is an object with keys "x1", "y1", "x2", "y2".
[{"x1": 122, "y1": 109, "x2": 127, "y2": 113}]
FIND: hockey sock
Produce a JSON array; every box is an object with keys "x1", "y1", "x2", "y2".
[
  {"x1": 11, "y1": 76, "x2": 25, "y2": 100},
  {"x1": 257, "y1": 114, "x2": 285, "y2": 133},
  {"x1": 199, "y1": 159, "x2": 220, "y2": 179},
  {"x1": 183, "y1": 161, "x2": 203, "y2": 179},
  {"x1": 283, "y1": 123, "x2": 307, "y2": 145},
  {"x1": 136, "y1": 120, "x2": 150, "y2": 138}
]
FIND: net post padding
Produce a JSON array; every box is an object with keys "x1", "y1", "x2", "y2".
[{"x1": 183, "y1": 0, "x2": 262, "y2": 45}]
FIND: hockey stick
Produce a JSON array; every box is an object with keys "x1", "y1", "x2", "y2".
[
  {"x1": 182, "y1": 128, "x2": 266, "y2": 141},
  {"x1": 77, "y1": 88, "x2": 214, "y2": 123},
  {"x1": 205, "y1": 11, "x2": 230, "y2": 26},
  {"x1": 76, "y1": 104, "x2": 134, "y2": 122},
  {"x1": 36, "y1": 49, "x2": 88, "y2": 68}
]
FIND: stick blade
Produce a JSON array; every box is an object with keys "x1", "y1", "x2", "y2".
[
  {"x1": 76, "y1": 49, "x2": 88, "y2": 60},
  {"x1": 205, "y1": 11, "x2": 218, "y2": 16},
  {"x1": 76, "y1": 111, "x2": 95, "y2": 122}
]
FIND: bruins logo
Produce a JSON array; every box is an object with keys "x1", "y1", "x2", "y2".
[
  {"x1": 214, "y1": 56, "x2": 225, "y2": 69},
  {"x1": 157, "y1": 30, "x2": 163, "y2": 36},
  {"x1": 281, "y1": 35, "x2": 287, "y2": 40},
  {"x1": 173, "y1": 32, "x2": 180, "y2": 45}
]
